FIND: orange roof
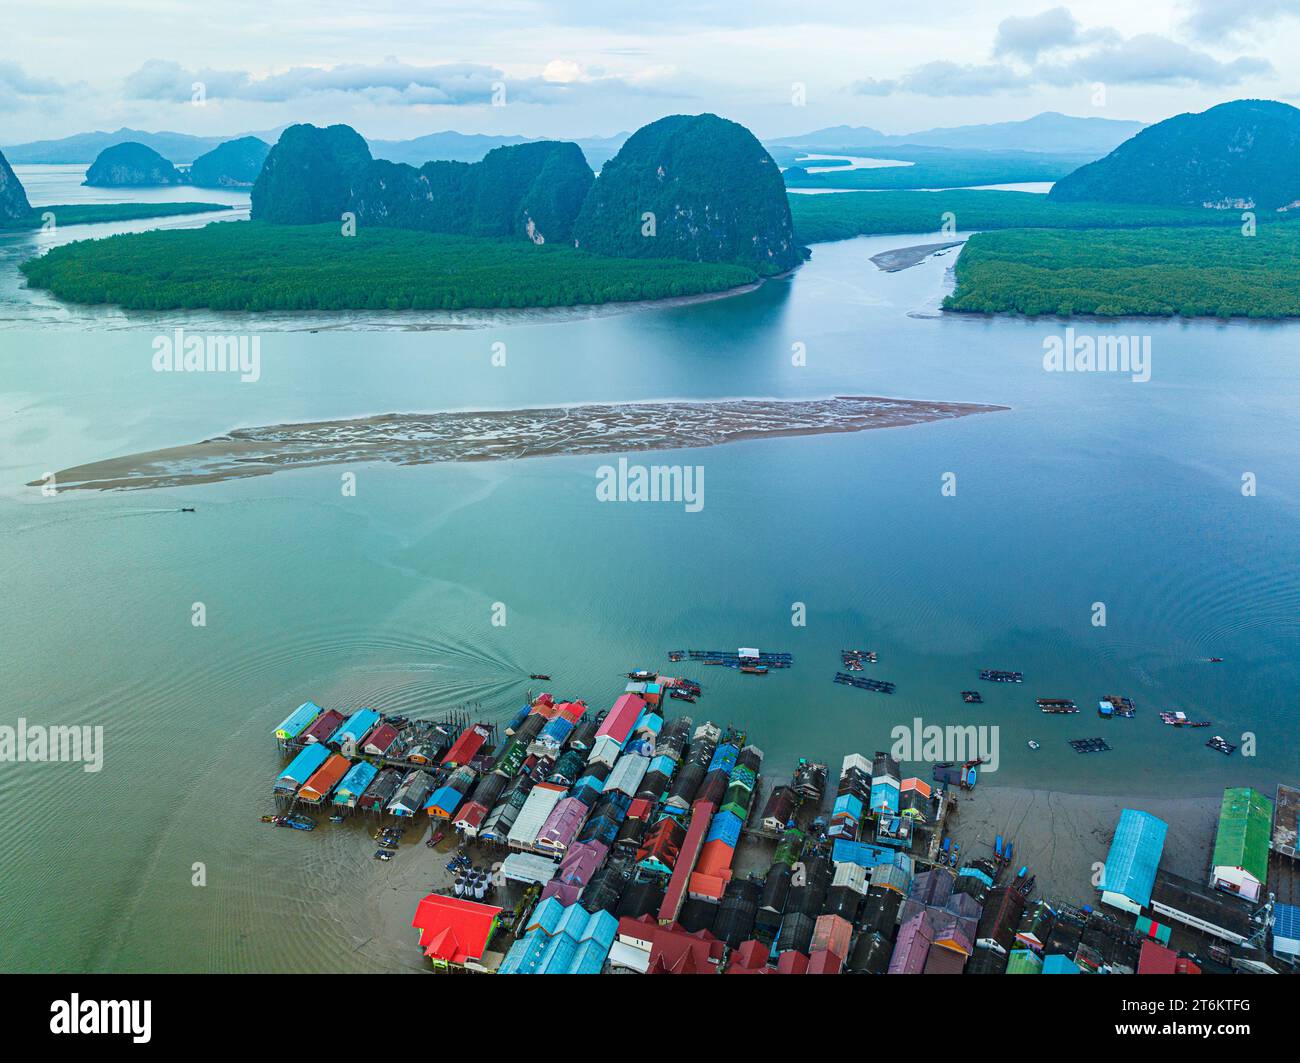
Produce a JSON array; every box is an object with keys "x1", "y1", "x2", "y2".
[
  {"x1": 695, "y1": 838, "x2": 736, "y2": 878},
  {"x1": 411, "y1": 894, "x2": 502, "y2": 966},
  {"x1": 298, "y1": 753, "x2": 352, "y2": 802}
]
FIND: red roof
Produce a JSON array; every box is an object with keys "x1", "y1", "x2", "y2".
[
  {"x1": 726, "y1": 939, "x2": 772, "y2": 975},
  {"x1": 362, "y1": 723, "x2": 399, "y2": 754},
  {"x1": 628, "y1": 798, "x2": 654, "y2": 820},
  {"x1": 646, "y1": 924, "x2": 724, "y2": 975},
  {"x1": 807, "y1": 949, "x2": 844, "y2": 974},
  {"x1": 775, "y1": 951, "x2": 809, "y2": 975},
  {"x1": 1138, "y1": 939, "x2": 1179, "y2": 974},
  {"x1": 811, "y1": 914, "x2": 853, "y2": 959},
  {"x1": 658, "y1": 800, "x2": 716, "y2": 924},
  {"x1": 301, "y1": 709, "x2": 345, "y2": 744},
  {"x1": 442, "y1": 723, "x2": 491, "y2": 766},
  {"x1": 411, "y1": 894, "x2": 502, "y2": 966}
]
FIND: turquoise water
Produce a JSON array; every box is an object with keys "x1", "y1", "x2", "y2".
[{"x1": 0, "y1": 170, "x2": 1297, "y2": 971}]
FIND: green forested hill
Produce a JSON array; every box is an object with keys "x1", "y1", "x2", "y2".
[{"x1": 1050, "y1": 100, "x2": 1300, "y2": 210}]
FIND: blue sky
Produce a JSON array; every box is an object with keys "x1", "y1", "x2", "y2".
[{"x1": 3, "y1": 0, "x2": 1297, "y2": 141}]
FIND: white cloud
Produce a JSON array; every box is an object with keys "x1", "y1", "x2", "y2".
[{"x1": 1180, "y1": 0, "x2": 1300, "y2": 40}]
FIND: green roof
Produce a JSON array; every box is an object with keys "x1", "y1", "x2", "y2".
[
  {"x1": 1006, "y1": 949, "x2": 1043, "y2": 974},
  {"x1": 1211, "y1": 787, "x2": 1273, "y2": 884}
]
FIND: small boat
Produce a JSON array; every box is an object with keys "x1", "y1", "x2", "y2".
[
  {"x1": 994, "y1": 835, "x2": 1004, "y2": 861},
  {"x1": 740, "y1": 665, "x2": 769, "y2": 675},
  {"x1": 374, "y1": 850, "x2": 393, "y2": 861},
  {"x1": 1027, "y1": 739, "x2": 1040, "y2": 750},
  {"x1": 278, "y1": 814, "x2": 315, "y2": 831},
  {"x1": 259, "y1": 814, "x2": 277, "y2": 823},
  {"x1": 1160, "y1": 711, "x2": 1211, "y2": 728},
  {"x1": 179, "y1": 507, "x2": 195, "y2": 513},
  {"x1": 962, "y1": 690, "x2": 983, "y2": 704},
  {"x1": 669, "y1": 688, "x2": 697, "y2": 702},
  {"x1": 1005, "y1": 842, "x2": 1014, "y2": 864},
  {"x1": 425, "y1": 830, "x2": 445, "y2": 849},
  {"x1": 667, "y1": 651, "x2": 685, "y2": 662},
  {"x1": 1208, "y1": 657, "x2": 1224, "y2": 663},
  {"x1": 529, "y1": 673, "x2": 551, "y2": 681},
  {"x1": 1016, "y1": 865, "x2": 1028, "y2": 880},
  {"x1": 1206, "y1": 735, "x2": 1237, "y2": 755},
  {"x1": 626, "y1": 669, "x2": 656, "y2": 681},
  {"x1": 328, "y1": 814, "x2": 345, "y2": 824}
]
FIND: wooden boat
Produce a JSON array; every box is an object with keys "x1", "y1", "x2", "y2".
[
  {"x1": 1206, "y1": 736, "x2": 1237, "y2": 755},
  {"x1": 740, "y1": 665, "x2": 769, "y2": 675},
  {"x1": 374, "y1": 850, "x2": 393, "y2": 861},
  {"x1": 529, "y1": 673, "x2": 551, "y2": 681},
  {"x1": 962, "y1": 690, "x2": 983, "y2": 704}
]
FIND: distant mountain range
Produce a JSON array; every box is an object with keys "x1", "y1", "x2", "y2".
[
  {"x1": 768, "y1": 112, "x2": 1146, "y2": 156},
  {"x1": 3, "y1": 127, "x2": 632, "y2": 170},
  {"x1": 3, "y1": 112, "x2": 1141, "y2": 170}
]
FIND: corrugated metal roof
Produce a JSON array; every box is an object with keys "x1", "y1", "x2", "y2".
[
  {"x1": 329, "y1": 708, "x2": 380, "y2": 747},
  {"x1": 1211, "y1": 787, "x2": 1273, "y2": 884},
  {"x1": 276, "y1": 742, "x2": 331, "y2": 788},
  {"x1": 333, "y1": 760, "x2": 378, "y2": 805},
  {"x1": 1100, "y1": 809, "x2": 1168, "y2": 907},
  {"x1": 509, "y1": 782, "x2": 568, "y2": 847},
  {"x1": 275, "y1": 701, "x2": 323, "y2": 740}
]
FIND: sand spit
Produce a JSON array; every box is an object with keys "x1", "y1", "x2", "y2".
[{"x1": 34, "y1": 395, "x2": 1008, "y2": 492}]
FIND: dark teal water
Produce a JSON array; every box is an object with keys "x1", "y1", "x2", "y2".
[{"x1": 0, "y1": 171, "x2": 1296, "y2": 971}]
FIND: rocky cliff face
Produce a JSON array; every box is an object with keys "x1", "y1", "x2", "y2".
[
  {"x1": 83, "y1": 142, "x2": 184, "y2": 187},
  {"x1": 1050, "y1": 99, "x2": 1300, "y2": 211},
  {"x1": 0, "y1": 148, "x2": 32, "y2": 220},
  {"x1": 573, "y1": 113, "x2": 802, "y2": 274},
  {"x1": 190, "y1": 136, "x2": 270, "y2": 188}
]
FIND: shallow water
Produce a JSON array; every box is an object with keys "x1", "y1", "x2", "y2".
[{"x1": 0, "y1": 167, "x2": 1296, "y2": 971}]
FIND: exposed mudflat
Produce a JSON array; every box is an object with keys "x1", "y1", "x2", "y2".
[{"x1": 34, "y1": 394, "x2": 1009, "y2": 491}]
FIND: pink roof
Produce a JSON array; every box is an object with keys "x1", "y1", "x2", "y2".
[
  {"x1": 597, "y1": 693, "x2": 646, "y2": 744},
  {"x1": 1138, "y1": 940, "x2": 1179, "y2": 974},
  {"x1": 811, "y1": 914, "x2": 853, "y2": 958},
  {"x1": 535, "y1": 797, "x2": 590, "y2": 851},
  {"x1": 888, "y1": 910, "x2": 934, "y2": 974}
]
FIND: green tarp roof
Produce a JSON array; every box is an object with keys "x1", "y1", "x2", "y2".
[{"x1": 1211, "y1": 787, "x2": 1273, "y2": 883}]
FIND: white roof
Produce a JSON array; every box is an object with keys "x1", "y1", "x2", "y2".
[
  {"x1": 500, "y1": 851, "x2": 559, "y2": 885},
  {"x1": 605, "y1": 752, "x2": 650, "y2": 796},
  {"x1": 508, "y1": 784, "x2": 567, "y2": 847},
  {"x1": 607, "y1": 940, "x2": 651, "y2": 973},
  {"x1": 738, "y1": 647, "x2": 760, "y2": 658}
]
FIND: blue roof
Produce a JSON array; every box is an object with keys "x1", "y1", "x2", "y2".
[
  {"x1": 1100, "y1": 809, "x2": 1168, "y2": 906},
  {"x1": 333, "y1": 760, "x2": 378, "y2": 804},
  {"x1": 275, "y1": 700, "x2": 323, "y2": 739},
  {"x1": 501, "y1": 901, "x2": 616, "y2": 974},
  {"x1": 1042, "y1": 954, "x2": 1080, "y2": 974},
  {"x1": 425, "y1": 785, "x2": 466, "y2": 816},
  {"x1": 832, "y1": 838, "x2": 895, "y2": 868},
  {"x1": 276, "y1": 743, "x2": 331, "y2": 789},
  {"x1": 1273, "y1": 902, "x2": 1300, "y2": 943},
  {"x1": 329, "y1": 708, "x2": 381, "y2": 746}
]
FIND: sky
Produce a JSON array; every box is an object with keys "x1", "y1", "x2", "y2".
[{"x1": 3, "y1": 0, "x2": 1299, "y2": 143}]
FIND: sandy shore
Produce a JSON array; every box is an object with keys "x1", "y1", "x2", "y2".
[
  {"x1": 33, "y1": 395, "x2": 1009, "y2": 492},
  {"x1": 945, "y1": 785, "x2": 1220, "y2": 906},
  {"x1": 870, "y1": 240, "x2": 965, "y2": 273}
]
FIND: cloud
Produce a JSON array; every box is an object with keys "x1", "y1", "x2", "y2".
[
  {"x1": 122, "y1": 57, "x2": 685, "y2": 108},
  {"x1": 893, "y1": 62, "x2": 1031, "y2": 97},
  {"x1": 852, "y1": 13, "x2": 1272, "y2": 98},
  {"x1": 1037, "y1": 34, "x2": 1273, "y2": 87},
  {"x1": 0, "y1": 61, "x2": 67, "y2": 102},
  {"x1": 993, "y1": 7, "x2": 1118, "y2": 62},
  {"x1": 1180, "y1": 0, "x2": 1300, "y2": 41}
]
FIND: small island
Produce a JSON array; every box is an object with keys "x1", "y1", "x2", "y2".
[{"x1": 83, "y1": 141, "x2": 185, "y2": 186}]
